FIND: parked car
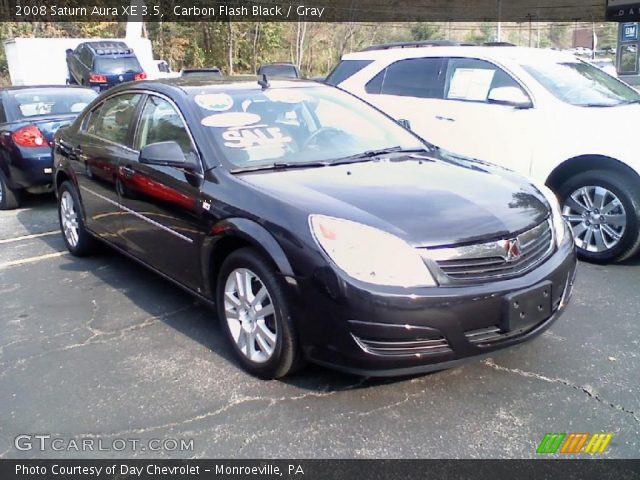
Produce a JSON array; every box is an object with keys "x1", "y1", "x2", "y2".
[
  {"x1": 53, "y1": 78, "x2": 576, "y2": 379},
  {"x1": 180, "y1": 68, "x2": 223, "y2": 78},
  {"x1": 331, "y1": 45, "x2": 640, "y2": 263},
  {"x1": 0, "y1": 86, "x2": 97, "y2": 209},
  {"x1": 66, "y1": 41, "x2": 146, "y2": 91},
  {"x1": 257, "y1": 63, "x2": 302, "y2": 79}
]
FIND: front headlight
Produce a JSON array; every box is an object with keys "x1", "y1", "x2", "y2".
[
  {"x1": 309, "y1": 215, "x2": 436, "y2": 287},
  {"x1": 533, "y1": 182, "x2": 568, "y2": 246}
]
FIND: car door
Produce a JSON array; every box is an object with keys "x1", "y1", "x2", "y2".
[
  {"x1": 117, "y1": 93, "x2": 204, "y2": 290},
  {"x1": 353, "y1": 57, "x2": 449, "y2": 144},
  {"x1": 68, "y1": 92, "x2": 143, "y2": 243},
  {"x1": 424, "y1": 57, "x2": 538, "y2": 176}
]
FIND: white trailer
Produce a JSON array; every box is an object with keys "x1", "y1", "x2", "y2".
[{"x1": 3, "y1": 36, "x2": 162, "y2": 86}]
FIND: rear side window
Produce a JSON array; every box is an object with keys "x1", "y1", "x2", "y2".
[
  {"x1": 325, "y1": 60, "x2": 372, "y2": 85},
  {"x1": 444, "y1": 58, "x2": 526, "y2": 102},
  {"x1": 85, "y1": 93, "x2": 142, "y2": 145},
  {"x1": 365, "y1": 58, "x2": 445, "y2": 98},
  {"x1": 79, "y1": 46, "x2": 92, "y2": 66}
]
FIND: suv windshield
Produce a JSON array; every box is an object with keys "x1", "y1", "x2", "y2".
[
  {"x1": 192, "y1": 86, "x2": 425, "y2": 169},
  {"x1": 522, "y1": 60, "x2": 640, "y2": 107},
  {"x1": 6, "y1": 88, "x2": 97, "y2": 119},
  {"x1": 94, "y1": 57, "x2": 142, "y2": 74}
]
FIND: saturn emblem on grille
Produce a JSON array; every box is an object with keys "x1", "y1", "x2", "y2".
[{"x1": 501, "y1": 238, "x2": 521, "y2": 261}]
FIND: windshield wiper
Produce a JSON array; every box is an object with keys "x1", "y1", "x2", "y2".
[
  {"x1": 230, "y1": 161, "x2": 330, "y2": 173},
  {"x1": 329, "y1": 146, "x2": 432, "y2": 165}
]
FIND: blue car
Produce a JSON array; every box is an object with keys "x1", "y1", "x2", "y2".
[
  {"x1": 0, "y1": 86, "x2": 97, "y2": 209},
  {"x1": 66, "y1": 41, "x2": 146, "y2": 92}
]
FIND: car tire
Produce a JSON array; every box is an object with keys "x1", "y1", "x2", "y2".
[
  {"x1": 216, "y1": 248, "x2": 304, "y2": 379},
  {"x1": 0, "y1": 170, "x2": 20, "y2": 210},
  {"x1": 58, "y1": 181, "x2": 97, "y2": 257},
  {"x1": 557, "y1": 169, "x2": 640, "y2": 263}
]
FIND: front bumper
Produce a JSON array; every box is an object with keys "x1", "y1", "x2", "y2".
[{"x1": 292, "y1": 236, "x2": 577, "y2": 377}]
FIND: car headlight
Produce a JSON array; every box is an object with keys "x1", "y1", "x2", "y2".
[
  {"x1": 309, "y1": 215, "x2": 436, "y2": 287},
  {"x1": 533, "y1": 181, "x2": 568, "y2": 246}
]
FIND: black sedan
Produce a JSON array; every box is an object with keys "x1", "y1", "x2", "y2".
[
  {"x1": 0, "y1": 86, "x2": 97, "y2": 209},
  {"x1": 53, "y1": 78, "x2": 577, "y2": 378}
]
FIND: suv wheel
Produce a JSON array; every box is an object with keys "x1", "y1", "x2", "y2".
[
  {"x1": 558, "y1": 170, "x2": 640, "y2": 263},
  {"x1": 0, "y1": 171, "x2": 20, "y2": 210},
  {"x1": 216, "y1": 248, "x2": 304, "y2": 379},
  {"x1": 58, "y1": 181, "x2": 96, "y2": 256}
]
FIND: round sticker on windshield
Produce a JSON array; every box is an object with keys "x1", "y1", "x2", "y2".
[
  {"x1": 194, "y1": 93, "x2": 234, "y2": 112},
  {"x1": 263, "y1": 90, "x2": 310, "y2": 104},
  {"x1": 201, "y1": 112, "x2": 261, "y2": 128}
]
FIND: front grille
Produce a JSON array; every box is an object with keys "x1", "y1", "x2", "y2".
[
  {"x1": 352, "y1": 335, "x2": 451, "y2": 356},
  {"x1": 423, "y1": 219, "x2": 554, "y2": 283}
]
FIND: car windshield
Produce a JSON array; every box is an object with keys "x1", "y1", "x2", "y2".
[
  {"x1": 521, "y1": 60, "x2": 640, "y2": 107},
  {"x1": 7, "y1": 88, "x2": 97, "y2": 119},
  {"x1": 94, "y1": 57, "x2": 142, "y2": 74},
  {"x1": 191, "y1": 86, "x2": 426, "y2": 170}
]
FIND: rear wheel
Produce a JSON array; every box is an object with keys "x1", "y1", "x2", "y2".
[
  {"x1": 0, "y1": 171, "x2": 20, "y2": 210},
  {"x1": 216, "y1": 248, "x2": 304, "y2": 379},
  {"x1": 558, "y1": 170, "x2": 640, "y2": 263},
  {"x1": 58, "y1": 181, "x2": 96, "y2": 256}
]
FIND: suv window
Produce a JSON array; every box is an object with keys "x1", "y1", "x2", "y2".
[
  {"x1": 86, "y1": 93, "x2": 142, "y2": 145},
  {"x1": 325, "y1": 60, "x2": 373, "y2": 85},
  {"x1": 444, "y1": 58, "x2": 527, "y2": 103},
  {"x1": 365, "y1": 58, "x2": 445, "y2": 98},
  {"x1": 134, "y1": 96, "x2": 193, "y2": 156}
]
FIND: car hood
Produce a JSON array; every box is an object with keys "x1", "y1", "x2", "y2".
[{"x1": 237, "y1": 154, "x2": 549, "y2": 247}]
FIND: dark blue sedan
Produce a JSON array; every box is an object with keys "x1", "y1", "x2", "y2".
[{"x1": 0, "y1": 86, "x2": 96, "y2": 209}]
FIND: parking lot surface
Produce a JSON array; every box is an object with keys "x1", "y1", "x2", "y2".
[{"x1": 0, "y1": 196, "x2": 638, "y2": 459}]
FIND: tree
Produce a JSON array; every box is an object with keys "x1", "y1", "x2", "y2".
[{"x1": 410, "y1": 22, "x2": 442, "y2": 40}]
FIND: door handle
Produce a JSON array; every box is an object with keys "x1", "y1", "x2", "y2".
[
  {"x1": 120, "y1": 165, "x2": 135, "y2": 178},
  {"x1": 435, "y1": 115, "x2": 456, "y2": 122}
]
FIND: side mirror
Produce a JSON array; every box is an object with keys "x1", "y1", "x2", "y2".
[
  {"x1": 398, "y1": 118, "x2": 412, "y2": 129},
  {"x1": 487, "y1": 87, "x2": 533, "y2": 109},
  {"x1": 139, "y1": 141, "x2": 196, "y2": 169}
]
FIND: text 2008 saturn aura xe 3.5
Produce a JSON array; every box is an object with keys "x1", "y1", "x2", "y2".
[{"x1": 53, "y1": 77, "x2": 577, "y2": 379}]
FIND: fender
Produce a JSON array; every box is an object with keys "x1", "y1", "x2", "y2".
[{"x1": 201, "y1": 217, "x2": 297, "y2": 298}]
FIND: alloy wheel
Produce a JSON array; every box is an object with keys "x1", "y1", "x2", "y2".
[
  {"x1": 60, "y1": 190, "x2": 80, "y2": 248},
  {"x1": 223, "y1": 268, "x2": 277, "y2": 364},
  {"x1": 562, "y1": 185, "x2": 626, "y2": 253}
]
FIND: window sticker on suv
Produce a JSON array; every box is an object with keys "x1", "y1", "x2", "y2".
[{"x1": 447, "y1": 68, "x2": 495, "y2": 101}]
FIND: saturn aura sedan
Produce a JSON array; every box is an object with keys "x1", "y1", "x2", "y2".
[{"x1": 53, "y1": 77, "x2": 577, "y2": 378}]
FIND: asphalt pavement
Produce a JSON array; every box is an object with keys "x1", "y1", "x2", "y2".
[{"x1": 0, "y1": 195, "x2": 638, "y2": 459}]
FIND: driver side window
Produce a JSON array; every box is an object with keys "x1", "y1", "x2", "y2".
[{"x1": 134, "y1": 96, "x2": 194, "y2": 156}]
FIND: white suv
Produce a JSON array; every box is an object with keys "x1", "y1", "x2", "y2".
[{"x1": 329, "y1": 44, "x2": 640, "y2": 263}]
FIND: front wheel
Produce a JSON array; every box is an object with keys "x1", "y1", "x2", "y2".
[
  {"x1": 216, "y1": 248, "x2": 304, "y2": 379},
  {"x1": 558, "y1": 170, "x2": 640, "y2": 263},
  {"x1": 58, "y1": 181, "x2": 96, "y2": 256}
]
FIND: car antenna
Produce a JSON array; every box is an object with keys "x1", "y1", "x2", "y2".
[{"x1": 258, "y1": 74, "x2": 270, "y2": 90}]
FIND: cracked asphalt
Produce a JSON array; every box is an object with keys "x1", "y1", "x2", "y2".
[{"x1": 0, "y1": 195, "x2": 638, "y2": 459}]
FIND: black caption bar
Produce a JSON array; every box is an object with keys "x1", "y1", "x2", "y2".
[
  {"x1": 1, "y1": 460, "x2": 640, "y2": 480},
  {"x1": 0, "y1": 0, "x2": 612, "y2": 22}
]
